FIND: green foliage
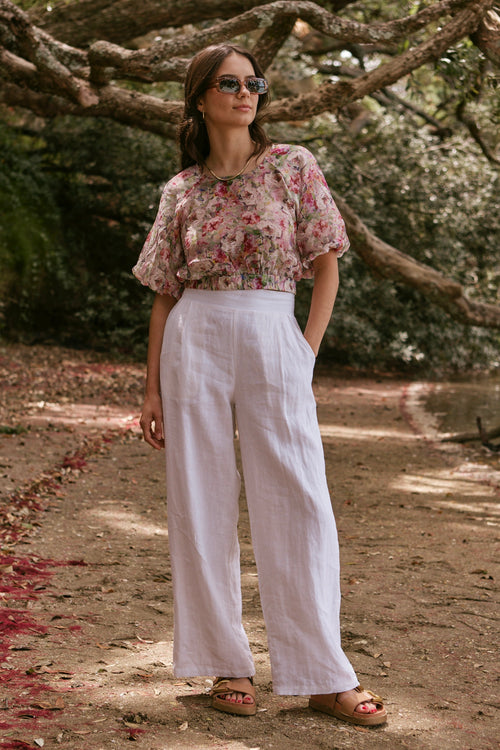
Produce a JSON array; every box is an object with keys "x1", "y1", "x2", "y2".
[
  {"x1": 0, "y1": 125, "x2": 64, "y2": 330},
  {"x1": 0, "y1": 117, "x2": 176, "y2": 356},
  {"x1": 290, "y1": 107, "x2": 500, "y2": 373}
]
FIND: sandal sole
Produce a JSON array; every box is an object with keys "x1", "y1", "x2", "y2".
[{"x1": 212, "y1": 696, "x2": 257, "y2": 716}]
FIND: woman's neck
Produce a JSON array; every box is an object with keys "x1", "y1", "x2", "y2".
[{"x1": 204, "y1": 129, "x2": 255, "y2": 176}]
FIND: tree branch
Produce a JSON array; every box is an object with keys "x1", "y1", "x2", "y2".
[
  {"x1": 29, "y1": 0, "x2": 472, "y2": 48},
  {"x1": 266, "y1": 0, "x2": 494, "y2": 121},
  {"x1": 0, "y1": 0, "x2": 97, "y2": 107},
  {"x1": 470, "y1": 6, "x2": 500, "y2": 65},
  {"x1": 456, "y1": 99, "x2": 500, "y2": 165},
  {"x1": 0, "y1": 79, "x2": 177, "y2": 137},
  {"x1": 86, "y1": 0, "x2": 475, "y2": 83},
  {"x1": 251, "y1": 14, "x2": 296, "y2": 70},
  {"x1": 334, "y1": 194, "x2": 500, "y2": 328}
]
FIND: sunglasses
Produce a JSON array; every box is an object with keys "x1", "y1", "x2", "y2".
[{"x1": 208, "y1": 75, "x2": 269, "y2": 95}]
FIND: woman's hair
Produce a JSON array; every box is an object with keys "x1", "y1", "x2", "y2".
[{"x1": 178, "y1": 43, "x2": 271, "y2": 170}]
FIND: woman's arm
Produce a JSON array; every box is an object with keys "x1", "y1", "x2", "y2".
[
  {"x1": 303, "y1": 251, "x2": 339, "y2": 356},
  {"x1": 140, "y1": 292, "x2": 177, "y2": 450}
]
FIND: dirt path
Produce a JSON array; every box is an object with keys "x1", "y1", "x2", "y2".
[{"x1": 0, "y1": 345, "x2": 498, "y2": 750}]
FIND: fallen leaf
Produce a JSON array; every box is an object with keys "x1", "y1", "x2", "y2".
[{"x1": 30, "y1": 696, "x2": 65, "y2": 710}]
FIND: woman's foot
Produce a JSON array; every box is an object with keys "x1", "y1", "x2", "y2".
[
  {"x1": 211, "y1": 677, "x2": 256, "y2": 716},
  {"x1": 309, "y1": 685, "x2": 387, "y2": 726},
  {"x1": 216, "y1": 677, "x2": 254, "y2": 706}
]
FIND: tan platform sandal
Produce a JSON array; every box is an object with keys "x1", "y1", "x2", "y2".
[
  {"x1": 309, "y1": 685, "x2": 387, "y2": 726},
  {"x1": 211, "y1": 677, "x2": 256, "y2": 716}
]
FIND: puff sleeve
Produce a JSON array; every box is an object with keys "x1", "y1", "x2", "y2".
[
  {"x1": 132, "y1": 179, "x2": 184, "y2": 298},
  {"x1": 294, "y1": 148, "x2": 349, "y2": 276}
]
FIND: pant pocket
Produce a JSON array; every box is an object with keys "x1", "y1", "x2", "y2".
[
  {"x1": 290, "y1": 316, "x2": 316, "y2": 365},
  {"x1": 160, "y1": 299, "x2": 202, "y2": 402}
]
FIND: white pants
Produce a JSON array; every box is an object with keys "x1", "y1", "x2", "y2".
[{"x1": 160, "y1": 289, "x2": 358, "y2": 695}]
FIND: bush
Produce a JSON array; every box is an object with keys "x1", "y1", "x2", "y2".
[{"x1": 0, "y1": 118, "x2": 176, "y2": 355}]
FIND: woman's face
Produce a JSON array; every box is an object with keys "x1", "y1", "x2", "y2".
[{"x1": 197, "y1": 53, "x2": 259, "y2": 131}]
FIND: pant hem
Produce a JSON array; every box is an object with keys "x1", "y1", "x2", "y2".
[
  {"x1": 271, "y1": 678, "x2": 360, "y2": 696},
  {"x1": 173, "y1": 667, "x2": 256, "y2": 679}
]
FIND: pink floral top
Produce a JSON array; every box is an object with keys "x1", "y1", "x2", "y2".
[{"x1": 132, "y1": 144, "x2": 349, "y2": 298}]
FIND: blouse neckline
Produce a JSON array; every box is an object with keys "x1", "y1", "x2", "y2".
[{"x1": 198, "y1": 144, "x2": 285, "y2": 183}]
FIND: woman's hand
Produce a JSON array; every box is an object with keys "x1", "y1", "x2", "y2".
[{"x1": 140, "y1": 391, "x2": 165, "y2": 450}]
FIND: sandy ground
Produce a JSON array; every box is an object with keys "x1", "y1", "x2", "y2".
[{"x1": 0, "y1": 345, "x2": 498, "y2": 750}]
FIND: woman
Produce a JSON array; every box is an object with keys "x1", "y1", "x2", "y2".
[{"x1": 133, "y1": 43, "x2": 387, "y2": 727}]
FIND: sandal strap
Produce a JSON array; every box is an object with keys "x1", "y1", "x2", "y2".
[
  {"x1": 211, "y1": 677, "x2": 255, "y2": 700},
  {"x1": 336, "y1": 685, "x2": 384, "y2": 713}
]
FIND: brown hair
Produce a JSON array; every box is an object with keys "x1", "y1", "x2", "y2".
[{"x1": 178, "y1": 44, "x2": 271, "y2": 170}]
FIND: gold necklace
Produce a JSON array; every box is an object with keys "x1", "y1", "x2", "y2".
[{"x1": 204, "y1": 152, "x2": 254, "y2": 182}]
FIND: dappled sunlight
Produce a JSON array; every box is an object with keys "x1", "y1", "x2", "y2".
[
  {"x1": 391, "y1": 469, "x2": 497, "y2": 498},
  {"x1": 26, "y1": 400, "x2": 140, "y2": 431},
  {"x1": 391, "y1": 469, "x2": 495, "y2": 497},
  {"x1": 89, "y1": 507, "x2": 168, "y2": 538},
  {"x1": 319, "y1": 423, "x2": 417, "y2": 442},
  {"x1": 432, "y1": 498, "x2": 499, "y2": 520}
]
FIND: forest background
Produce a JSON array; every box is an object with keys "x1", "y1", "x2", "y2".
[{"x1": 0, "y1": 0, "x2": 499, "y2": 374}]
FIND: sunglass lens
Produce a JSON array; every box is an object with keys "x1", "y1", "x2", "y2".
[
  {"x1": 219, "y1": 77, "x2": 240, "y2": 93},
  {"x1": 247, "y1": 78, "x2": 268, "y2": 94}
]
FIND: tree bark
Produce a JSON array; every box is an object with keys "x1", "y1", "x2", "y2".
[
  {"x1": 471, "y1": 6, "x2": 500, "y2": 64},
  {"x1": 335, "y1": 194, "x2": 500, "y2": 329},
  {"x1": 27, "y1": 1, "x2": 363, "y2": 47}
]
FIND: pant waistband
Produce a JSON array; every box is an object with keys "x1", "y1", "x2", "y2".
[{"x1": 181, "y1": 289, "x2": 295, "y2": 313}]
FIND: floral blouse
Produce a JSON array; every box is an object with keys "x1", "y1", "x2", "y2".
[{"x1": 132, "y1": 144, "x2": 349, "y2": 298}]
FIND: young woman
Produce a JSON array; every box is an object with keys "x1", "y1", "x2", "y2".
[{"x1": 133, "y1": 43, "x2": 387, "y2": 727}]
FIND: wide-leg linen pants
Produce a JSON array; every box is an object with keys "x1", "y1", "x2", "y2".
[{"x1": 160, "y1": 289, "x2": 358, "y2": 695}]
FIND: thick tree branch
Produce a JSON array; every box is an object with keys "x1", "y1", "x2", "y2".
[
  {"x1": 30, "y1": 0, "x2": 471, "y2": 48},
  {"x1": 0, "y1": 1, "x2": 97, "y2": 106},
  {"x1": 30, "y1": 0, "x2": 272, "y2": 46},
  {"x1": 85, "y1": 0, "x2": 473, "y2": 83},
  {"x1": 318, "y1": 61, "x2": 452, "y2": 136},
  {"x1": 88, "y1": 42, "x2": 189, "y2": 83},
  {"x1": 267, "y1": 0, "x2": 494, "y2": 120},
  {"x1": 251, "y1": 14, "x2": 297, "y2": 71},
  {"x1": 335, "y1": 194, "x2": 500, "y2": 328},
  {"x1": 0, "y1": 80, "x2": 177, "y2": 137},
  {"x1": 471, "y1": 6, "x2": 500, "y2": 64}
]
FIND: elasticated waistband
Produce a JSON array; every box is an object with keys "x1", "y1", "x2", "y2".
[{"x1": 181, "y1": 289, "x2": 295, "y2": 313}]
